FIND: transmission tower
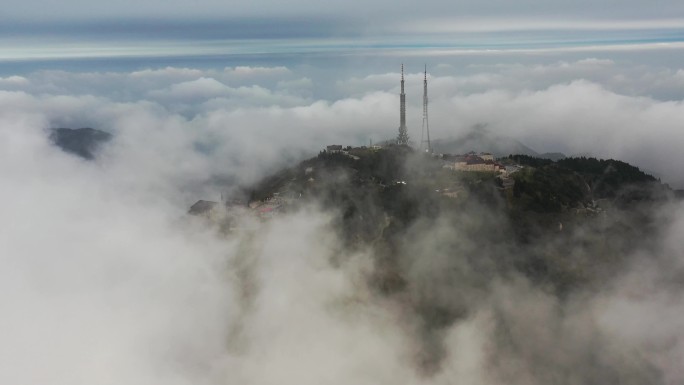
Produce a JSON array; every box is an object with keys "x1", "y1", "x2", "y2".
[
  {"x1": 396, "y1": 64, "x2": 409, "y2": 145},
  {"x1": 420, "y1": 65, "x2": 432, "y2": 153}
]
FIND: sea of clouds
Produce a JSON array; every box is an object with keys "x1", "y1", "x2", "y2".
[{"x1": 1, "y1": 60, "x2": 684, "y2": 384}]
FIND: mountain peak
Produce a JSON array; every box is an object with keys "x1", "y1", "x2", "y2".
[{"x1": 49, "y1": 127, "x2": 112, "y2": 159}]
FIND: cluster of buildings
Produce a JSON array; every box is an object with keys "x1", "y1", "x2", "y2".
[
  {"x1": 442, "y1": 152, "x2": 506, "y2": 173},
  {"x1": 188, "y1": 193, "x2": 287, "y2": 228},
  {"x1": 249, "y1": 194, "x2": 285, "y2": 218}
]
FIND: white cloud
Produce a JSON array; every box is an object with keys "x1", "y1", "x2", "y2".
[
  {"x1": 2, "y1": 61, "x2": 684, "y2": 384},
  {"x1": 7, "y1": 61, "x2": 684, "y2": 187},
  {"x1": 0, "y1": 113, "x2": 234, "y2": 384},
  {"x1": 431, "y1": 80, "x2": 684, "y2": 186},
  {"x1": 151, "y1": 77, "x2": 231, "y2": 100},
  {"x1": 0, "y1": 75, "x2": 29, "y2": 87},
  {"x1": 225, "y1": 66, "x2": 291, "y2": 77},
  {"x1": 130, "y1": 66, "x2": 205, "y2": 78}
]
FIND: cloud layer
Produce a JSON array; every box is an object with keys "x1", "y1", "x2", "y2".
[
  {"x1": 1, "y1": 61, "x2": 684, "y2": 384},
  {"x1": 5, "y1": 59, "x2": 683, "y2": 186}
]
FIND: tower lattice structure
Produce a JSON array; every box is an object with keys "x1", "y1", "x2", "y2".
[
  {"x1": 420, "y1": 65, "x2": 432, "y2": 153},
  {"x1": 396, "y1": 64, "x2": 409, "y2": 145}
]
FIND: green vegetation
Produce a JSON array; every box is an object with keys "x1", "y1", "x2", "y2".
[
  {"x1": 507, "y1": 155, "x2": 668, "y2": 213},
  {"x1": 233, "y1": 148, "x2": 679, "y2": 375},
  {"x1": 245, "y1": 148, "x2": 676, "y2": 298},
  {"x1": 512, "y1": 165, "x2": 587, "y2": 212},
  {"x1": 506, "y1": 154, "x2": 554, "y2": 168}
]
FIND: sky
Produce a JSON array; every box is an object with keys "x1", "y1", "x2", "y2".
[
  {"x1": 3, "y1": 2, "x2": 684, "y2": 384},
  {"x1": 2, "y1": 0, "x2": 684, "y2": 63},
  {"x1": 4, "y1": 0, "x2": 684, "y2": 23}
]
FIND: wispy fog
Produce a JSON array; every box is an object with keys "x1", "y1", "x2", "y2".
[{"x1": 1, "y1": 61, "x2": 684, "y2": 384}]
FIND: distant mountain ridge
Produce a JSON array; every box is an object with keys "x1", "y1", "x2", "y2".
[
  {"x1": 538, "y1": 152, "x2": 567, "y2": 161},
  {"x1": 49, "y1": 127, "x2": 112, "y2": 159},
  {"x1": 377, "y1": 125, "x2": 567, "y2": 161},
  {"x1": 432, "y1": 125, "x2": 539, "y2": 157}
]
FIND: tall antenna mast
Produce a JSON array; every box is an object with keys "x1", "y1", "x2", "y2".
[
  {"x1": 396, "y1": 64, "x2": 409, "y2": 145},
  {"x1": 421, "y1": 64, "x2": 432, "y2": 153}
]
